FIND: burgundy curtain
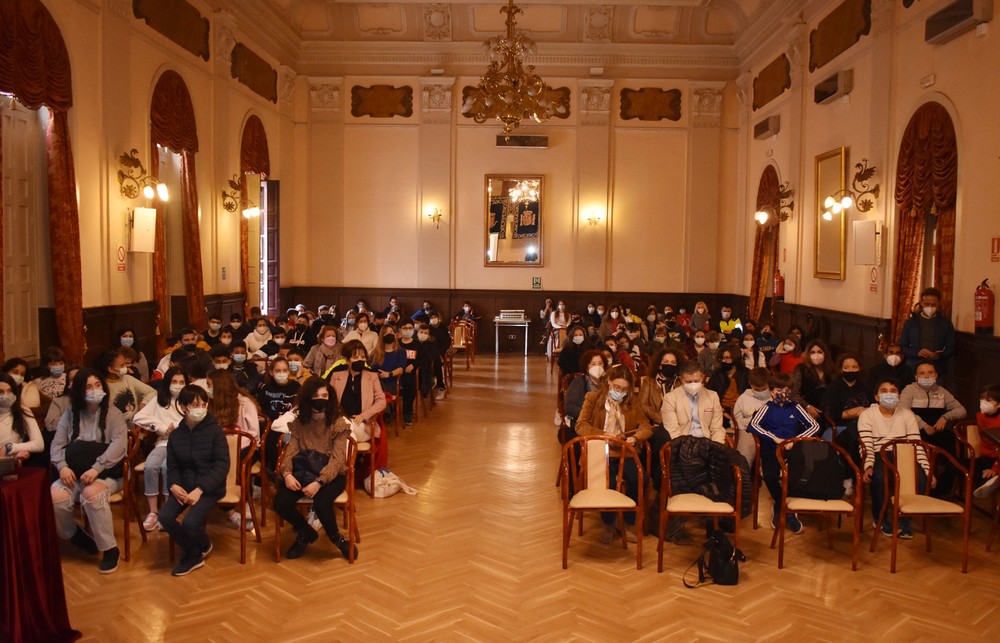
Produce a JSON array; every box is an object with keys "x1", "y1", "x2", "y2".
[
  {"x1": 0, "y1": 0, "x2": 85, "y2": 365},
  {"x1": 150, "y1": 70, "x2": 204, "y2": 340},
  {"x1": 891, "y1": 102, "x2": 958, "y2": 340},
  {"x1": 748, "y1": 165, "x2": 780, "y2": 322},
  {"x1": 150, "y1": 145, "x2": 168, "y2": 355},
  {"x1": 0, "y1": 115, "x2": 4, "y2": 362},
  {"x1": 239, "y1": 115, "x2": 270, "y2": 316}
]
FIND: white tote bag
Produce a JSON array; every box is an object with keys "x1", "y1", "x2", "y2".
[{"x1": 364, "y1": 468, "x2": 418, "y2": 498}]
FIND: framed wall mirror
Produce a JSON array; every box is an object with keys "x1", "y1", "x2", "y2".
[
  {"x1": 814, "y1": 147, "x2": 847, "y2": 280},
  {"x1": 484, "y1": 174, "x2": 543, "y2": 266}
]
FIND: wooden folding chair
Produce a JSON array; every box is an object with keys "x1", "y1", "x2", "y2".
[
  {"x1": 869, "y1": 439, "x2": 973, "y2": 573},
  {"x1": 218, "y1": 429, "x2": 263, "y2": 563},
  {"x1": 561, "y1": 435, "x2": 644, "y2": 570},
  {"x1": 274, "y1": 436, "x2": 359, "y2": 563},
  {"x1": 772, "y1": 437, "x2": 864, "y2": 570}
]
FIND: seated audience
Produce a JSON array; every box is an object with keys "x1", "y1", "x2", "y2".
[
  {"x1": 973, "y1": 384, "x2": 1000, "y2": 498},
  {"x1": 228, "y1": 341, "x2": 260, "y2": 393},
  {"x1": 158, "y1": 384, "x2": 230, "y2": 576},
  {"x1": 204, "y1": 314, "x2": 224, "y2": 347},
  {"x1": 575, "y1": 363, "x2": 652, "y2": 545},
  {"x1": 0, "y1": 372, "x2": 43, "y2": 465},
  {"x1": 690, "y1": 301, "x2": 711, "y2": 332},
  {"x1": 286, "y1": 348, "x2": 311, "y2": 383},
  {"x1": 257, "y1": 357, "x2": 301, "y2": 422},
  {"x1": 697, "y1": 331, "x2": 722, "y2": 376},
  {"x1": 132, "y1": 367, "x2": 187, "y2": 531},
  {"x1": 821, "y1": 353, "x2": 871, "y2": 464},
  {"x1": 342, "y1": 312, "x2": 379, "y2": 356},
  {"x1": 867, "y1": 342, "x2": 915, "y2": 392},
  {"x1": 304, "y1": 326, "x2": 340, "y2": 379},
  {"x1": 244, "y1": 318, "x2": 273, "y2": 354},
  {"x1": 1, "y1": 357, "x2": 28, "y2": 390},
  {"x1": 662, "y1": 361, "x2": 725, "y2": 443},
  {"x1": 740, "y1": 331, "x2": 767, "y2": 369},
  {"x1": 558, "y1": 325, "x2": 589, "y2": 375},
  {"x1": 208, "y1": 368, "x2": 260, "y2": 532},
  {"x1": 859, "y1": 378, "x2": 928, "y2": 539},
  {"x1": 116, "y1": 328, "x2": 150, "y2": 381},
  {"x1": 791, "y1": 339, "x2": 834, "y2": 419},
  {"x1": 97, "y1": 349, "x2": 156, "y2": 426},
  {"x1": 707, "y1": 344, "x2": 750, "y2": 420},
  {"x1": 329, "y1": 341, "x2": 388, "y2": 468},
  {"x1": 732, "y1": 367, "x2": 771, "y2": 466},
  {"x1": 563, "y1": 350, "x2": 608, "y2": 440},
  {"x1": 718, "y1": 305, "x2": 742, "y2": 339},
  {"x1": 50, "y1": 369, "x2": 128, "y2": 573}
]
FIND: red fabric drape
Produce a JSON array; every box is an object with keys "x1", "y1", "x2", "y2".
[
  {"x1": 0, "y1": 0, "x2": 72, "y2": 112},
  {"x1": 150, "y1": 144, "x2": 168, "y2": 356},
  {"x1": 748, "y1": 165, "x2": 780, "y2": 322},
  {"x1": 46, "y1": 111, "x2": 85, "y2": 365},
  {"x1": 0, "y1": 114, "x2": 4, "y2": 363},
  {"x1": 891, "y1": 102, "x2": 958, "y2": 340},
  {"x1": 180, "y1": 151, "x2": 205, "y2": 331},
  {"x1": 150, "y1": 71, "x2": 204, "y2": 343},
  {"x1": 239, "y1": 115, "x2": 270, "y2": 317}
]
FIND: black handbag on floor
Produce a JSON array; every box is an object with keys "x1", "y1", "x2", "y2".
[{"x1": 683, "y1": 529, "x2": 745, "y2": 588}]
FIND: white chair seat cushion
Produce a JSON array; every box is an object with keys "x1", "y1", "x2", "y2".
[
  {"x1": 898, "y1": 494, "x2": 964, "y2": 515},
  {"x1": 787, "y1": 497, "x2": 854, "y2": 513},
  {"x1": 250, "y1": 462, "x2": 261, "y2": 474},
  {"x1": 666, "y1": 493, "x2": 733, "y2": 514},
  {"x1": 356, "y1": 442, "x2": 371, "y2": 453},
  {"x1": 220, "y1": 492, "x2": 241, "y2": 505},
  {"x1": 570, "y1": 488, "x2": 636, "y2": 510},
  {"x1": 133, "y1": 461, "x2": 145, "y2": 472}
]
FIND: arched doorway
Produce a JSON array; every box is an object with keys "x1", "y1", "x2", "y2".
[
  {"x1": 149, "y1": 70, "x2": 205, "y2": 350},
  {"x1": 239, "y1": 114, "x2": 278, "y2": 315},
  {"x1": 890, "y1": 102, "x2": 958, "y2": 340},
  {"x1": 748, "y1": 165, "x2": 783, "y2": 323}
]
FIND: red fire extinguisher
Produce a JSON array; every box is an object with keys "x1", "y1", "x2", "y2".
[
  {"x1": 773, "y1": 270, "x2": 785, "y2": 302},
  {"x1": 975, "y1": 278, "x2": 994, "y2": 335}
]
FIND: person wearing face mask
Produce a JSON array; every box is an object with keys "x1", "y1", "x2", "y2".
[
  {"x1": 583, "y1": 302, "x2": 601, "y2": 328},
  {"x1": 675, "y1": 307, "x2": 691, "y2": 332},
  {"x1": 285, "y1": 348, "x2": 312, "y2": 383},
  {"x1": 597, "y1": 305, "x2": 624, "y2": 339},
  {"x1": 328, "y1": 341, "x2": 388, "y2": 468},
  {"x1": 898, "y1": 287, "x2": 956, "y2": 376},
  {"x1": 257, "y1": 357, "x2": 301, "y2": 423},
  {"x1": 309, "y1": 305, "x2": 336, "y2": 337},
  {"x1": 707, "y1": 346, "x2": 751, "y2": 419},
  {"x1": 684, "y1": 329, "x2": 707, "y2": 361},
  {"x1": 411, "y1": 300, "x2": 436, "y2": 325},
  {"x1": 0, "y1": 372, "x2": 43, "y2": 467},
  {"x1": 563, "y1": 351, "x2": 610, "y2": 440},
  {"x1": 770, "y1": 334, "x2": 804, "y2": 374},
  {"x1": 427, "y1": 312, "x2": 453, "y2": 392},
  {"x1": 21, "y1": 347, "x2": 68, "y2": 426},
  {"x1": 755, "y1": 324, "x2": 779, "y2": 361},
  {"x1": 275, "y1": 378, "x2": 357, "y2": 561},
  {"x1": 253, "y1": 328, "x2": 289, "y2": 363},
  {"x1": 342, "y1": 312, "x2": 379, "y2": 356},
  {"x1": 639, "y1": 349, "x2": 685, "y2": 496},
  {"x1": 662, "y1": 361, "x2": 726, "y2": 443},
  {"x1": 732, "y1": 367, "x2": 773, "y2": 466},
  {"x1": 132, "y1": 367, "x2": 188, "y2": 531},
  {"x1": 50, "y1": 369, "x2": 129, "y2": 573},
  {"x1": 157, "y1": 384, "x2": 230, "y2": 576},
  {"x1": 397, "y1": 322, "x2": 424, "y2": 426},
  {"x1": 557, "y1": 325, "x2": 590, "y2": 376},
  {"x1": 245, "y1": 319, "x2": 273, "y2": 354},
  {"x1": 690, "y1": 301, "x2": 711, "y2": 332},
  {"x1": 546, "y1": 300, "x2": 571, "y2": 359},
  {"x1": 790, "y1": 340, "x2": 836, "y2": 421},
  {"x1": 0, "y1": 358, "x2": 28, "y2": 393},
  {"x1": 227, "y1": 342, "x2": 261, "y2": 394},
  {"x1": 858, "y1": 378, "x2": 928, "y2": 539},
  {"x1": 749, "y1": 372, "x2": 821, "y2": 534},
  {"x1": 623, "y1": 323, "x2": 646, "y2": 356},
  {"x1": 382, "y1": 296, "x2": 402, "y2": 318},
  {"x1": 898, "y1": 360, "x2": 966, "y2": 498},
  {"x1": 575, "y1": 363, "x2": 652, "y2": 544},
  {"x1": 203, "y1": 314, "x2": 224, "y2": 347},
  {"x1": 866, "y1": 343, "x2": 915, "y2": 392},
  {"x1": 740, "y1": 332, "x2": 767, "y2": 369},
  {"x1": 304, "y1": 327, "x2": 341, "y2": 379},
  {"x1": 286, "y1": 317, "x2": 312, "y2": 353},
  {"x1": 662, "y1": 314, "x2": 687, "y2": 348},
  {"x1": 696, "y1": 331, "x2": 723, "y2": 376},
  {"x1": 643, "y1": 306, "x2": 660, "y2": 341},
  {"x1": 340, "y1": 311, "x2": 358, "y2": 336},
  {"x1": 115, "y1": 328, "x2": 150, "y2": 382},
  {"x1": 820, "y1": 354, "x2": 872, "y2": 467},
  {"x1": 971, "y1": 384, "x2": 1000, "y2": 499},
  {"x1": 226, "y1": 313, "x2": 250, "y2": 342},
  {"x1": 453, "y1": 300, "x2": 482, "y2": 323},
  {"x1": 98, "y1": 349, "x2": 156, "y2": 427},
  {"x1": 717, "y1": 306, "x2": 743, "y2": 341},
  {"x1": 371, "y1": 326, "x2": 407, "y2": 423}
]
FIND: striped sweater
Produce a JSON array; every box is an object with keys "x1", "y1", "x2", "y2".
[{"x1": 857, "y1": 405, "x2": 929, "y2": 474}]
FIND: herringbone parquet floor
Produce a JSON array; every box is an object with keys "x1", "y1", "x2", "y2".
[{"x1": 60, "y1": 355, "x2": 1000, "y2": 641}]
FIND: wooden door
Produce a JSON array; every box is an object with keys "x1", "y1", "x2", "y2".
[
  {"x1": 262, "y1": 180, "x2": 280, "y2": 315},
  {"x1": 1, "y1": 103, "x2": 41, "y2": 361}
]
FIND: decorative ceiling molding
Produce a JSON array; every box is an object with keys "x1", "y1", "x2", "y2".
[
  {"x1": 309, "y1": 77, "x2": 343, "y2": 111},
  {"x1": 215, "y1": 11, "x2": 238, "y2": 64},
  {"x1": 355, "y1": 5, "x2": 407, "y2": 36},
  {"x1": 690, "y1": 81, "x2": 725, "y2": 127},
  {"x1": 579, "y1": 79, "x2": 614, "y2": 126},
  {"x1": 423, "y1": 4, "x2": 452, "y2": 41},
  {"x1": 104, "y1": 0, "x2": 130, "y2": 20},
  {"x1": 420, "y1": 76, "x2": 454, "y2": 124},
  {"x1": 278, "y1": 65, "x2": 297, "y2": 105},
  {"x1": 584, "y1": 6, "x2": 614, "y2": 43}
]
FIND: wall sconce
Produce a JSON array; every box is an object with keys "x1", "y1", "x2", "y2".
[
  {"x1": 584, "y1": 209, "x2": 605, "y2": 226},
  {"x1": 753, "y1": 181, "x2": 795, "y2": 226},
  {"x1": 221, "y1": 175, "x2": 260, "y2": 218},
  {"x1": 117, "y1": 149, "x2": 168, "y2": 201},
  {"x1": 424, "y1": 206, "x2": 444, "y2": 229},
  {"x1": 822, "y1": 158, "x2": 879, "y2": 220}
]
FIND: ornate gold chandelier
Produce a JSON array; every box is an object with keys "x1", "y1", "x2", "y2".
[{"x1": 462, "y1": 0, "x2": 561, "y2": 137}]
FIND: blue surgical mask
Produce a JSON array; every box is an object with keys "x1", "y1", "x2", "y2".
[
  {"x1": 120, "y1": 337, "x2": 134, "y2": 347},
  {"x1": 879, "y1": 393, "x2": 899, "y2": 409},
  {"x1": 233, "y1": 354, "x2": 247, "y2": 364},
  {"x1": 50, "y1": 366, "x2": 65, "y2": 377},
  {"x1": 85, "y1": 390, "x2": 106, "y2": 404},
  {"x1": 609, "y1": 389, "x2": 627, "y2": 402},
  {"x1": 917, "y1": 377, "x2": 936, "y2": 389}
]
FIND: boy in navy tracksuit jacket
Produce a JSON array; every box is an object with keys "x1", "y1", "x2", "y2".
[{"x1": 748, "y1": 372, "x2": 820, "y2": 532}]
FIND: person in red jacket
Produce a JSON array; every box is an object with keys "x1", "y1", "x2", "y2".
[{"x1": 973, "y1": 384, "x2": 1000, "y2": 499}]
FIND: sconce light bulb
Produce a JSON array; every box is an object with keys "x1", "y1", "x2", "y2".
[
  {"x1": 156, "y1": 183, "x2": 169, "y2": 202},
  {"x1": 242, "y1": 207, "x2": 260, "y2": 219},
  {"x1": 822, "y1": 211, "x2": 833, "y2": 221},
  {"x1": 823, "y1": 196, "x2": 835, "y2": 209},
  {"x1": 143, "y1": 184, "x2": 155, "y2": 200},
  {"x1": 840, "y1": 195, "x2": 854, "y2": 209},
  {"x1": 755, "y1": 211, "x2": 768, "y2": 224},
  {"x1": 831, "y1": 203, "x2": 842, "y2": 214}
]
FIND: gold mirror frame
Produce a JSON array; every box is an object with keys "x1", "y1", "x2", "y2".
[
  {"x1": 814, "y1": 147, "x2": 847, "y2": 280},
  {"x1": 484, "y1": 174, "x2": 543, "y2": 266}
]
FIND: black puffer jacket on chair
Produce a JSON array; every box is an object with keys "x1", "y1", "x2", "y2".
[{"x1": 668, "y1": 435, "x2": 751, "y2": 518}]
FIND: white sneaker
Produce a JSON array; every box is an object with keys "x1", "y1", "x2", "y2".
[
  {"x1": 242, "y1": 504, "x2": 255, "y2": 533},
  {"x1": 229, "y1": 511, "x2": 243, "y2": 530},
  {"x1": 553, "y1": 411, "x2": 563, "y2": 426},
  {"x1": 142, "y1": 512, "x2": 160, "y2": 531},
  {"x1": 306, "y1": 509, "x2": 321, "y2": 532},
  {"x1": 974, "y1": 476, "x2": 999, "y2": 499},
  {"x1": 435, "y1": 389, "x2": 446, "y2": 401},
  {"x1": 843, "y1": 478, "x2": 854, "y2": 497},
  {"x1": 252, "y1": 484, "x2": 262, "y2": 500}
]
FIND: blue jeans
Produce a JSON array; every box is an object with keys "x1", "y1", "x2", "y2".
[
  {"x1": 870, "y1": 456, "x2": 928, "y2": 526},
  {"x1": 143, "y1": 445, "x2": 168, "y2": 497},
  {"x1": 159, "y1": 491, "x2": 223, "y2": 560}
]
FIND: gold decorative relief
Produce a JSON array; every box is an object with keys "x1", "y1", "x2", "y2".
[
  {"x1": 752, "y1": 54, "x2": 791, "y2": 111},
  {"x1": 619, "y1": 88, "x2": 682, "y2": 121},
  {"x1": 351, "y1": 85, "x2": 414, "y2": 118}
]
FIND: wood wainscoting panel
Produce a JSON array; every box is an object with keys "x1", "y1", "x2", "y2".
[{"x1": 81, "y1": 300, "x2": 158, "y2": 366}]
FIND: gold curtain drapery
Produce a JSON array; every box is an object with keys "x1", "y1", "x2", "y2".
[
  {"x1": 239, "y1": 115, "x2": 270, "y2": 316},
  {"x1": 748, "y1": 165, "x2": 780, "y2": 322},
  {"x1": 150, "y1": 70, "x2": 204, "y2": 346},
  {"x1": 0, "y1": 0, "x2": 73, "y2": 112},
  {"x1": 891, "y1": 102, "x2": 958, "y2": 340}
]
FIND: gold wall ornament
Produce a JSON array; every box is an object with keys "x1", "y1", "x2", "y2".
[
  {"x1": 461, "y1": 0, "x2": 564, "y2": 138},
  {"x1": 117, "y1": 149, "x2": 168, "y2": 201}
]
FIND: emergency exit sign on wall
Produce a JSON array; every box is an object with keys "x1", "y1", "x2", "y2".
[
  {"x1": 992, "y1": 238, "x2": 1000, "y2": 262},
  {"x1": 532, "y1": 277, "x2": 542, "y2": 290}
]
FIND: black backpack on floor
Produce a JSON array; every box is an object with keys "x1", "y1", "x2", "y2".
[{"x1": 684, "y1": 529, "x2": 745, "y2": 588}]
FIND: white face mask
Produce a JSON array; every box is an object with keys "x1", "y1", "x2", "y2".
[
  {"x1": 587, "y1": 307, "x2": 595, "y2": 313},
  {"x1": 683, "y1": 382, "x2": 703, "y2": 396},
  {"x1": 694, "y1": 337, "x2": 705, "y2": 346},
  {"x1": 187, "y1": 408, "x2": 208, "y2": 423},
  {"x1": 721, "y1": 312, "x2": 731, "y2": 320},
  {"x1": 256, "y1": 327, "x2": 268, "y2": 335},
  {"x1": 357, "y1": 323, "x2": 369, "y2": 331},
  {"x1": 169, "y1": 383, "x2": 184, "y2": 397},
  {"x1": 572, "y1": 335, "x2": 585, "y2": 345},
  {"x1": 209, "y1": 322, "x2": 221, "y2": 332},
  {"x1": 917, "y1": 376, "x2": 936, "y2": 389},
  {"x1": 886, "y1": 354, "x2": 902, "y2": 367},
  {"x1": 707, "y1": 341, "x2": 720, "y2": 351},
  {"x1": 752, "y1": 389, "x2": 771, "y2": 401},
  {"x1": 273, "y1": 373, "x2": 289, "y2": 385},
  {"x1": 214, "y1": 362, "x2": 229, "y2": 370},
  {"x1": 810, "y1": 353, "x2": 825, "y2": 365},
  {"x1": 647, "y1": 315, "x2": 657, "y2": 322},
  {"x1": 85, "y1": 389, "x2": 106, "y2": 404},
  {"x1": 784, "y1": 343, "x2": 795, "y2": 352},
  {"x1": 981, "y1": 400, "x2": 998, "y2": 415},
  {"x1": 230, "y1": 321, "x2": 242, "y2": 329},
  {"x1": 743, "y1": 340, "x2": 755, "y2": 348},
  {"x1": 289, "y1": 361, "x2": 301, "y2": 373},
  {"x1": 610, "y1": 312, "x2": 618, "y2": 319},
  {"x1": 922, "y1": 306, "x2": 937, "y2": 317},
  {"x1": 588, "y1": 365, "x2": 605, "y2": 380}
]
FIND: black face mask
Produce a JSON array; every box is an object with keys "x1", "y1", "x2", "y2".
[
  {"x1": 723, "y1": 361, "x2": 735, "y2": 370},
  {"x1": 350, "y1": 361, "x2": 365, "y2": 373},
  {"x1": 659, "y1": 364, "x2": 678, "y2": 379},
  {"x1": 841, "y1": 371, "x2": 859, "y2": 383},
  {"x1": 761, "y1": 332, "x2": 772, "y2": 339},
  {"x1": 384, "y1": 335, "x2": 395, "y2": 345},
  {"x1": 310, "y1": 398, "x2": 327, "y2": 413},
  {"x1": 666, "y1": 321, "x2": 677, "y2": 328}
]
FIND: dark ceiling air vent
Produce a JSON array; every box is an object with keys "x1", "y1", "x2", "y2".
[{"x1": 496, "y1": 135, "x2": 548, "y2": 148}]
